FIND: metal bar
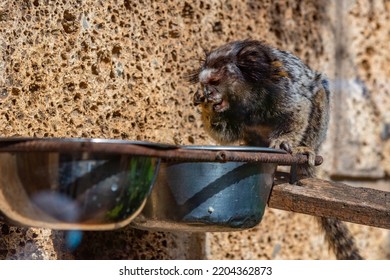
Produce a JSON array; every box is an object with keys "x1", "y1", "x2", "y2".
[{"x1": 0, "y1": 139, "x2": 323, "y2": 166}]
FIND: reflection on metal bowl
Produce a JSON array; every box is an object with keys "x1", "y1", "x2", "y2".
[
  {"x1": 0, "y1": 144, "x2": 160, "y2": 230},
  {"x1": 131, "y1": 147, "x2": 283, "y2": 232}
]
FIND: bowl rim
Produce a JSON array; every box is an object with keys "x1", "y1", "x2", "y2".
[
  {"x1": 181, "y1": 145, "x2": 287, "y2": 154},
  {"x1": 0, "y1": 137, "x2": 176, "y2": 149}
]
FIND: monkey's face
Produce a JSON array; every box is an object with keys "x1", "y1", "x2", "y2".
[
  {"x1": 189, "y1": 40, "x2": 274, "y2": 144},
  {"x1": 193, "y1": 50, "x2": 248, "y2": 114},
  {"x1": 191, "y1": 41, "x2": 272, "y2": 115},
  {"x1": 194, "y1": 66, "x2": 241, "y2": 114}
]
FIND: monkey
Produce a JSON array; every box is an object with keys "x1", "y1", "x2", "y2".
[{"x1": 189, "y1": 39, "x2": 362, "y2": 260}]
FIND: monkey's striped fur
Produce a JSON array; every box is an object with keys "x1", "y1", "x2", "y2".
[{"x1": 190, "y1": 40, "x2": 362, "y2": 260}]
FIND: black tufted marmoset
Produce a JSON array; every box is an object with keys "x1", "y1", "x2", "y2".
[{"x1": 189, "y1": 40, "x2": 362, "y2": 260}]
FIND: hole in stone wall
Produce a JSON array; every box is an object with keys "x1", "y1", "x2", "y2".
[
  {"x1": 73, "y1": 93, "x2": 81, "y2": 101},
  {"x1": 79, "y1": 82, "x2": 88, "y2": 89},
  {"x1": 0, "y1": 88, "x2": 8, "y2": 99},
  {"x1": 29, "y1": 84, "x2": 40, "y2": 93}
]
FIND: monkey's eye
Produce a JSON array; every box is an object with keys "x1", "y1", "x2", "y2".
[{"x1": 208, "y1": 78, "x2": 220, "y2": 86}]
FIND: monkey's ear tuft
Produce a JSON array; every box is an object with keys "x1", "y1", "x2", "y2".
[
  {"x1": 236, "y1": 41, "x2": 273, "y2": 83},
  {"x1": 201, "y1": 44, "x2": 211, "y2": 58}
]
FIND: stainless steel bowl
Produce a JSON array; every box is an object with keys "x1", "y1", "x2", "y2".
[
  {"x1": 0, "y1": 138, "x2": 162, "y2": 230},
  {"x1": 131, "y1": 146, "x2": 286, "y2": 232}
]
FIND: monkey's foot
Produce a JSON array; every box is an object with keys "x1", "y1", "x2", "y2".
[
  {"x1": 292, "y1": 146, "x2": 316, "y2": 166},
  {"x1": 269, "y1": 139, "x2": 316, "y2": 166}
]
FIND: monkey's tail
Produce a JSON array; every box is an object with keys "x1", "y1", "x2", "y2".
[
  {"x1": 319, "y1": 217, "x2": 363, "y2": 260},
  {"x1": 299, "y1": 163, "x2": 363, "y2": 259}
]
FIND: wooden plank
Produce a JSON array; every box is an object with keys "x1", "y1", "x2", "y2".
[{"x1": 268, "y1": 174, "x2": 390, "y2": 229}]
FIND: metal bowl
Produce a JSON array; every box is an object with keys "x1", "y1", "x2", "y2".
[
  {"x1": 131, "y1": 146, "x2": 286, "y2": 232},
  {"x1": 0, "y1": 138, "x2": 162, "y2": 230}
]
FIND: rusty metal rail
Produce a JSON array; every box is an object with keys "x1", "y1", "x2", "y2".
[{"x1": 0, "y1": 138, "x2": 323, "y2": 165}]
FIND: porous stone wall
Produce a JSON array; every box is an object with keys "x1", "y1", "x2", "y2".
[
  {"x1": 328, "y1": 0, "x2": 390, "y2": 179},
  {"x1": 0, "y1": 0, "x2": 389, "y2": 259}
]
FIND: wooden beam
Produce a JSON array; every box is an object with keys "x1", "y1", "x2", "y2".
[{"x1": 268, "y1": 174, "x2": 390, "y2": 230}]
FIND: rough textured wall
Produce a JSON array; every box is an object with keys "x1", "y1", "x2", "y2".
[
  {"x1": 0, "y1": 0, "x2": 332, "y2": 142},
  {"x1": 0, "y1": 0, "x2": 389, "y2": 259},
  {"x1": 328, "y1": 0, "x2": 390, "y2": 179}
]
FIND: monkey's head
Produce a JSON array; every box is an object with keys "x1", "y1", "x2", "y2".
[
  {"x1": 190, "y1": 40, "x2": 281, "y2": 144},
  {"x1": 190, "y1": 40, "x2": 274, "y2": 114}
]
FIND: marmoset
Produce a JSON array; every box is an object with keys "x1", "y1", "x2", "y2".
[{"x1": 189, "y1": 40, "x2": 362, "y2": 260}]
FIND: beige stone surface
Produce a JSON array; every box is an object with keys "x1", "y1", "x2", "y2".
[
  {"x1": 0, "y1": 225, "x2": 70, "y2": 259},
  {"x1": 0, "y1": 0, "x2": 389, "y2": 259},
  {"x1": 328, "y1": 0, "x2": 390, "y2": 178}
]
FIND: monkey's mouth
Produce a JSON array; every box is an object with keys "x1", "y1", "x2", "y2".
[{"x1": 212, "y1": 98, "x2": 229, "y2": 112}]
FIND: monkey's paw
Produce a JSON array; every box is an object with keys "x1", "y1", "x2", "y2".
[
  {"x1": 292, "y1": 146, "x2": 316, "y2": 166},
  {"x1": 269, "y1": 139, "x2": 316, "y2": 166}
]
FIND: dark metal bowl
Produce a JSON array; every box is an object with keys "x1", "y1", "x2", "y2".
[{"x1": 131, "y1": 146, "x2": 286, "y2": 232}]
